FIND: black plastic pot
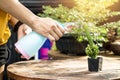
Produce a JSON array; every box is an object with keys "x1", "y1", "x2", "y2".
[
  {"x1": 103, "y1": 41, "x2": 120, "y2": 55},
  {"x1": 110, "y1": 42, "x2": 120, "y2": 55},
  {"x1": 88, "y1": 57, "x2": 103, "y2": 72},
  {"x1": 56, "y1": 34, "x2": 88, "y2": 56}
]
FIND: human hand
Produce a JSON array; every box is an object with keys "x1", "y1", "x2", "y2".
[
  {"x1": 0, "y1": 0, "x2": 65, "y2": 41},
  {"x1": 16, "y1": 24, "x2": 32, "y2": 58},
  {"x1": 17, "y1": 24, "x2": 32, "y2": 40},
  {"x1": 31, "y1": 17, "x2": 66, "y2": 42}
]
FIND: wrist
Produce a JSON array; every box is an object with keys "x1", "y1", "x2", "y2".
[
  {"x1": 14, "y1": 21, "x2": 23, "y2": 32},
  {"x1": 30, "y1": 16, "x2": 41, "y2": 31}
]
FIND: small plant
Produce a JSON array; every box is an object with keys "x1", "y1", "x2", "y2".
[
  {"x1": 86, "y1": 44, "x2": 99, "y2": 59},
  {"x1": 82, "y1": 23, "x2": 103, "y2": 71},
  {"x1": 82, "y1": 23, "x2": 99, "y2": 59}
]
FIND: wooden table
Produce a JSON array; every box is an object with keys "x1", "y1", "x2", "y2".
[{"x1": 7, "y1": 56, "x2": 120, "y2": 80}]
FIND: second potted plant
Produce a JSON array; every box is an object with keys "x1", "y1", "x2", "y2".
[{"x1": 83, "y1": 23, "x2": 103, "y2": 72}]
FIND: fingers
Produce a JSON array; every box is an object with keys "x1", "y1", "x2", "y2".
[
  {"x1": 15, "y1": 48, "x2": 26, "y2": 59},
  {"x1": 42, "y1": 23, "x2": 65, "y2": 41},
  {"x1": 15, "y1": 48, "x2": 20, "y2": 53},
  {"x1": 24, "y1": 25, "x2": 32, "y2": 34},
  {"x1": 47, "y1": 34, "x2": 56, "y2": 42},
  {"x1": 47, "y1": 28, "x2": 65, "y2": 41},
  {"x1": 32, "y1": 17, "x2": 66, "y2": 41},
  {"x1": 20, "y1": 55, "x2": 26, "y2": 59},
  {"x1": 48, "y1": 25, "x2": 64, "y2": 41},
  {"x1": 17, "y1": 24, "x2": 26, "y2": 40},
  {"x1": 18, "y1": 24, "x2": 32, "y2": 40}
]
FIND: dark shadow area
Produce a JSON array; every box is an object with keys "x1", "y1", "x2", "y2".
[
  {"x1": 20, "y1": 0, "x2": 75, "y2": 14},
  {"x1": 3, "y1": 24, "x2": 27, "y2": 80}
]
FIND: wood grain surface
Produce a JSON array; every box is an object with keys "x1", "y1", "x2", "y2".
[{"x1": 7, "y1": 56, "x2": 120, "y2": 80}]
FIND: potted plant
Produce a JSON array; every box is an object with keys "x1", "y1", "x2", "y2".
[
  {"x1": 82, "y1": 22, "x2": 103, "y2": 72},
  {"x1": 102, "y1": 20, "x2": 120, "y2": 55},
  {"x1": 37, "y1": 0, "x2": 120, "y2": 56},
  {"x1": 38, "y1": 4, "x2": 87, "y2": 55},
  {"x1": 74, "y1": 0, "x2": 120, "y2": 71}
]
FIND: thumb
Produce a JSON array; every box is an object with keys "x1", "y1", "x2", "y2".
[{"x1": 17, "y1": 24, "x2": 27, "y2": 40}]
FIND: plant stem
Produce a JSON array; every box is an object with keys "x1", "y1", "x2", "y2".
[{"x1": 83, "y1": 24, "x2": 94, "y2": 47}]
